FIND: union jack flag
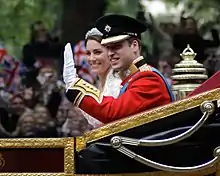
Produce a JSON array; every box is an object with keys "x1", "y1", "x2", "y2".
[{"x1": 0, "y1": 54, "x2": 21, "y2": 92}]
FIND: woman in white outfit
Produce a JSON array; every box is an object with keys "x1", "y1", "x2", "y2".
[
  {"x1": 82, "y1": 27, "x2": 121, "y2": 128},
  {"x1": 62, "y1": 28, "x2": 121, "y2": 131}
]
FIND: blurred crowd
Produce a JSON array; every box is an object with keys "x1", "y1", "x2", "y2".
[
  {"x1": 0, "y1": 21, "x2": 93, "y2": 138},
  {"x1": 145, "y1": 14, "x2": 220, "y2": 83},
  {"x1": 0, "y1": 14, "x2": 220, "y2": 138}
]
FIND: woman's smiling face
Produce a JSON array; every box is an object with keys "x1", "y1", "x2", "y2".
[{"x1": 86, "y1": 39, "x2": 110, "y2": 75}]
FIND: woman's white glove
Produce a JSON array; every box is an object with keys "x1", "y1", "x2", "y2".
[{"x1": 63, "y1": 43, "x2": 77, "y2": 89}]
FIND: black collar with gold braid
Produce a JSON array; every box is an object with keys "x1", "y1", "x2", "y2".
[
  {"x1": 118, "y1": 56, "x2": 148, "y2": 81},
  {"x1": 118, "y1": 56, "x2": 152, "y2": 96}
]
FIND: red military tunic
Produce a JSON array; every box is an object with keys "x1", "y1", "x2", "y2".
[{"x1": 66, "y1": 59, "x2": 172, "y2": 123}]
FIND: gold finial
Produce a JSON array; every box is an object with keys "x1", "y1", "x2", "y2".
[
  {"x1": 180, "y1": 44, "x2": 197, "y2": 60},
  {"x1": 172, "y1": 44, "x2": 208, "y2": 100}
]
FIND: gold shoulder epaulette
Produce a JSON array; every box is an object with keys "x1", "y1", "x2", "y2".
[
  {"x1": 69, "y1": 78, "x2": 103, "y2": 106},
  {"x1": 139, "y1": 64, "x2": 152, "y2": 72}
]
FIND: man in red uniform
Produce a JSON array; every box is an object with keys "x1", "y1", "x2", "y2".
[{"x1": 63, "y1": 14, "x2": 174, "y2": 123}]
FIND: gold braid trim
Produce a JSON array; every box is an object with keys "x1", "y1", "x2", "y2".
[
  {"x1": 139, "y1": 64, "x2": 152, "y2": 72},
  {"x1": 70, "y1": 79, "x2": 103, "y2": 106},
  {"x1": 132, "y1": 56, "x2": 144, "y2": 64}
]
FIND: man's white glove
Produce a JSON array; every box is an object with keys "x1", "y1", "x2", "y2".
[{"x1": 63, "y1": 43, "x2": 77, "y2": 89}]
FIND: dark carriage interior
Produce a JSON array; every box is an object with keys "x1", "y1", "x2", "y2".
[{"x1": 75, "y1": 96, "x2": 220, "y2": 174}]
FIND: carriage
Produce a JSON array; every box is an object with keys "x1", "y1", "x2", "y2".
[{"x1": 0, "y1": 45, "x2": 220, "y2": 176}]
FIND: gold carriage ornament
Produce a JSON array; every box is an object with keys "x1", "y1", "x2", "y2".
[{"x1": 172, "y1": 44, "x2": 208, "y2": 100}]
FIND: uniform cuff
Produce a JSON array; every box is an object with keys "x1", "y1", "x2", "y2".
[{"x1": 66, "y1": 78, "x2": 103, "y2": 106}]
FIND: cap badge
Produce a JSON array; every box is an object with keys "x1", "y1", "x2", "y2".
[{"x1": 104, "y1": 25, "x2": 111, "y2": 32}]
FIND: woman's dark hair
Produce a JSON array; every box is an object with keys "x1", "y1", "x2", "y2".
[
  {"x1": 85, "y1": 35, "x2": 102, "y2": 45},
  {"x1": 84, "y1": 27, "x2": 103, "y2": 45}
]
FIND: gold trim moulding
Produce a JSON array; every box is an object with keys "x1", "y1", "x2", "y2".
[
  {"x1": 172, "y1": 84, "x2": 201, "y2": 90},
  {"x1": 0, "y1": 138, "x2": 75, "y2": 176},
  {"x1": 171, "y1": 74, "x2": 208, "y2": 80},
  {"x1": 174, "y1": 63, "x2": 204, "y2": 68},
  {"x1": 172, "y1": 68, "x2": 206, "y2": 73},
  {"x1": 174, "y1": 60, "x2": 204, "y2": 68},
  {"x1": 0, "y1": 138, "x2": 71, "y2": 148},
  {"x1": 76, "y1": 88, "x2": 220, "y2": 151},
  {"x1": 0, "y1": 174, "x2": 71, "y2": 176}
]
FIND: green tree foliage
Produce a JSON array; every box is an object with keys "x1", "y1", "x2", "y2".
[
  {"x1": 106, "y1": 0, "x2": 140, "y2": 17},
  {"x1": 162, "y1": 0, "x2": 220, "y2": 26},
  {"x1": 0, "y1": 0, "x2": 61, "y2": 57}
]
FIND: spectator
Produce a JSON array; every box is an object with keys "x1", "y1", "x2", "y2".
[
  {"x1": 34, "y1": 104, "x2": 57, "y2": 137},
  {"x1": 173, "y1": 17, "x2": 220, "y2": 63},
  {"x1": 61, "y1": 107, "x2": 91, "y2": 137},
  {"x1": 15, "y1": 110, "x2": 37, "y2": 137},
  {"x1": 34, "y1": 104, "x2": 51, "y2": 120},
  {"x1": 55, "y1": 99, "x2": 71, "y2": 136},
  {"x1": 0, "y1": 94, "x2": 27, "y2": 134},
  {"x1": 22, "y1": 21, "x2": 63, "y2": 71},
  {"x1": 23, "y1": 86, "x2": 39, "y2": 109}
]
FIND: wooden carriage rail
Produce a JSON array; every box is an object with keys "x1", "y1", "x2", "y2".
[{"x1": 76, "y1": 88, "x2": 220, "y2": 151}]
